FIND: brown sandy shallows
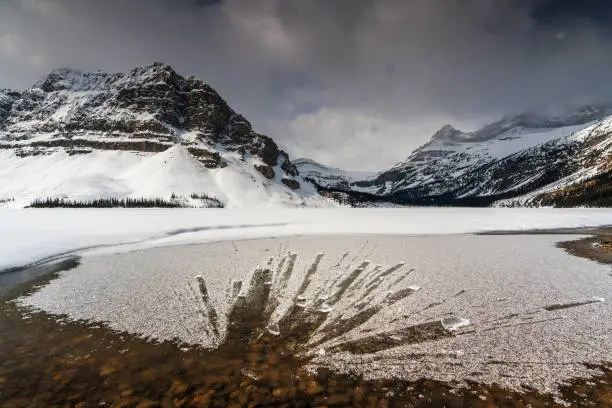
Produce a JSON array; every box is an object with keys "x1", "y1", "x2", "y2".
[
  {"x1": 557, "y1": 227, "x2": 612, "y2": 270},
  {"x1": 2, "y1": 238, "x2": 612, "y2": 408}
]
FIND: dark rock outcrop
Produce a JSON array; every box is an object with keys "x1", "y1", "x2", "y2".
[
  {"x1": 0, "y1": 91, "x2": 17, "y2": 128},
  {"x1": 255, "y1": 164, "x2": 275, "y2": 179},
  {"x1": 281, "y1": 178, "x2": 300, "y2": 190}
]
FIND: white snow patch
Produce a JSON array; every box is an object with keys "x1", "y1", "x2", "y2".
[
  {"x1": 0, "y1": 146, "x2": 327, "y2": 209},
  {"x1": 3, "y1": 208, "x2": 612, "y2": 271}
]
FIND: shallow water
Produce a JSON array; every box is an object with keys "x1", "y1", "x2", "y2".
[{"x1": 1, "y1": 235, "x2": 611, "y2": 407}]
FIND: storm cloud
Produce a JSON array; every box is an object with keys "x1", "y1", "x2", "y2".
[{"x1": 1, "y1": 0, "x2": 612, "y2": 169}]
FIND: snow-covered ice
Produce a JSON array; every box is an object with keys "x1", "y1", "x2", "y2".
[
  {"x1": 2, "y1": 208, "x2": 612, "y2": 271},
  {"x1": 440, "y1": 317, "x2": 471, "y2": 332}
]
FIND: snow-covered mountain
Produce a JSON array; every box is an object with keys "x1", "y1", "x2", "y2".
[
  {"x1": 0, "y1": 63, "x2": 328, "y2": 208},
  {"x1": 3, "y1": 62, "x2": 611, "y2": 208},
  {"x1": 293, "y1": 158, "x2": 376, "y2": 191},
  {"x1": 305, "y1": 106, "x2": 612, "y2": 207}
]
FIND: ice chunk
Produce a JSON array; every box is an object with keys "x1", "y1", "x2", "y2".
[
  {"x1": 441, "y1": 317, "x2": 471, "y2": 332},
  {"x1": 266, "y1": 323, "x2": 280, "y2": 336},
  {"x1": 295, "y1": 296, "x2": 308, "y2": 308},
  {"x1": 316, "y1": 301, "x2": 333, "y2": 313}
]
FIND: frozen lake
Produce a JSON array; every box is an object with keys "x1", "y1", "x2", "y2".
[
  {"x1": 3, "y1": 207, "x2": 612, "y2": 271},
  {"x1": 19, "y1": 233, "x2": 612, "y2": 397}
]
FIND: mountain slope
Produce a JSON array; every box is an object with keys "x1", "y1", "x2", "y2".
[
  {"x1": 0, "y1": 63, "x2": 328, "y2": 208},
  {"x1": 304, "y1": 106, "x2": 612, "y2": 207}
]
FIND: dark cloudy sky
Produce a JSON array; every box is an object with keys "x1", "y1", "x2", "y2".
[{"x1": 1, "y1": 0, "x2": 612, "y2": 170}]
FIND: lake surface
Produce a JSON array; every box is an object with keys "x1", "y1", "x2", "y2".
[{"x1": 1, "y1": 234, "x2": 611, "y2": 407}]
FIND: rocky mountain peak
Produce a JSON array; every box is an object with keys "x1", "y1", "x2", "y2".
[
  {"x1": 127, "y1": 62, "x2": 183, "y2": 87},
  {"x1": 0, "y1": 63, "x2": 323, "y2": 207},
  {"x1": 34, "y1": 62, "x2": 188, "y2": 94},
  {"x1": 0, "y1": 63, "x2": 301, "y2": 182},
  {"x1": 431, "y1": 124, "x2": 462, "y2": 142},
  {"x1": 468, "y1": 105, "x2": 612, "y2": 143},
  {"x1": 36, "y1": 68, "x2": 104, "y2": 92},
  {"x1": 142, "y1": 61, "x2": 175, "y2": 73}
]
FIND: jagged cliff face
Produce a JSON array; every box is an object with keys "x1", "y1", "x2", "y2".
[
  {"x1": 305, "y1": 107, "x2": 612, "y2": 207},
  {"x1": 0, "y1": 63, "x2": 296, "y2": 175},
  {"x1": 0, "y1": 63, "x2": 328, "y2": 208}
]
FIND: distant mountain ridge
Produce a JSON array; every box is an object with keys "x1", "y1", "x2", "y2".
[
  {"x1": 292, "y1": 158, "x2": 376, "y2": 191},
  {"x1": 300, "y1": 106, "x2": 612, "y2": 207},
  {"x1": 0, "y1": 63, "x2": 328, "y2": 208}
]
